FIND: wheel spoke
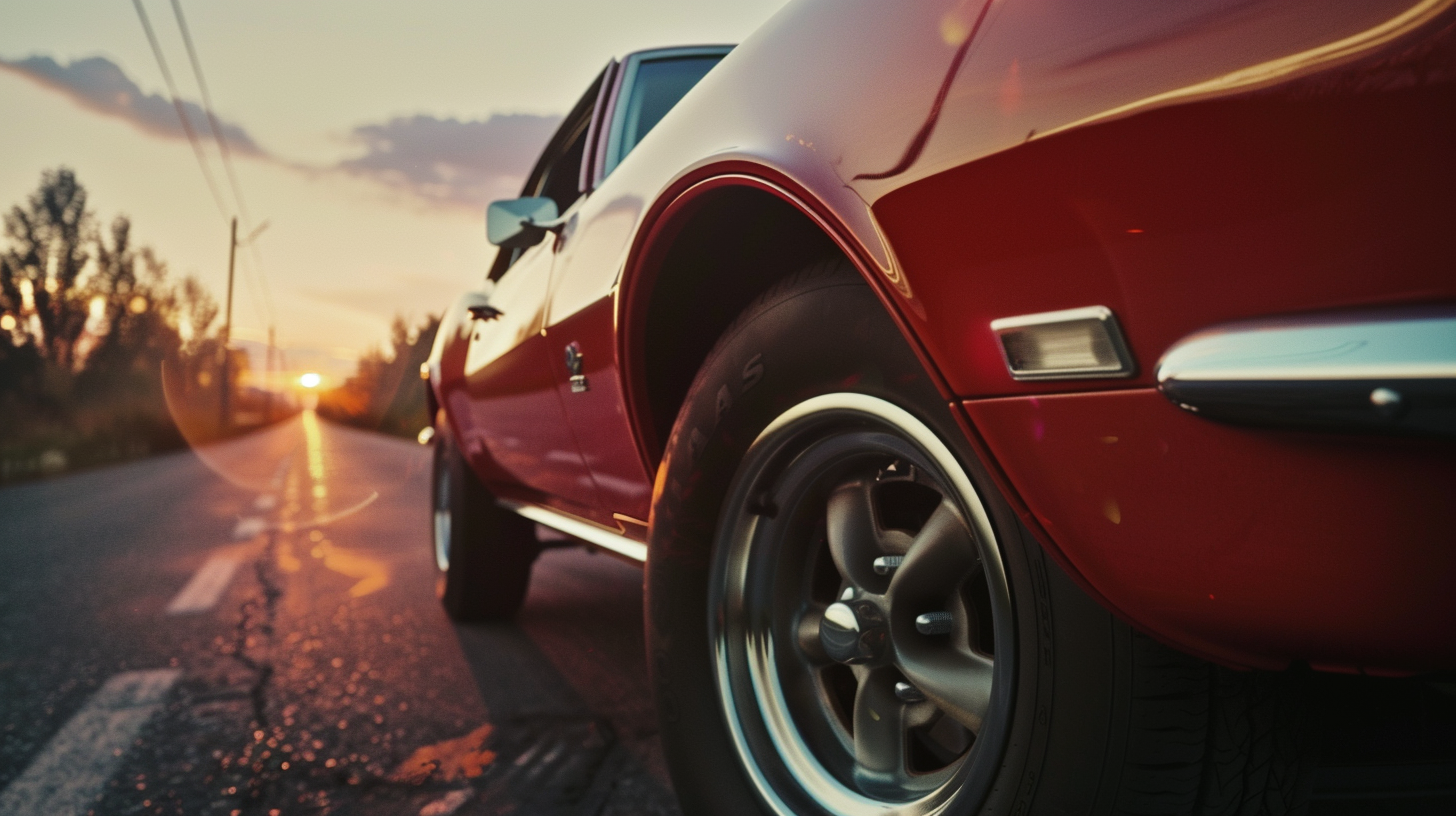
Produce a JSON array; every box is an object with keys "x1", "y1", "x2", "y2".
[
  {"x1": 851, "y1": 667, "x2": 910, "y2": 794},
  {"x1": 888, "y1": 501, "x2": 977, "y2": 604},
  {"x1": 888, "y1": 499, "x2": 992, "y2": 732},
  {"x1": 826, "y1": 480, "x2": 887, "y2": 590},
  {"x1": 896, "y1": 647, "x2": 994, "y2": 733}
]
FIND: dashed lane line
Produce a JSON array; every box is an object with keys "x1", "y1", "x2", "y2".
[
  {"x1": 0, "y1": 669, "x2": 181, "y2": 816},
  {"x1": 165, "y1": 554, "x2": 241, "y2": 615}
]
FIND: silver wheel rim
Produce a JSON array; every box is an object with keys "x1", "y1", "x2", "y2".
[
  {"x1": 433, "y1": 444, "x2": 451, "y2": 572},
  {"x1": 710, "y1": 393, "x2": 1014, "y2": 816}
]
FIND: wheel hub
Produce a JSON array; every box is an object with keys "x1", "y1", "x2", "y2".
[{"x1": 819, "y1": 599, "x2": 888, "y2": 665}]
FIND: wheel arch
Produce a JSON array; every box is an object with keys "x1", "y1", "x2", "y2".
[
  {"x1": 616, "y1": 166, "x2": 1148, "y2": 659},
  {"x1": 618, "y1": 167, "x2": 952, "y2": 469}
]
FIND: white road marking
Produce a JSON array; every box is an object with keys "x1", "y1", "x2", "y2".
[
  {"x1": 232, "y1": 516, "x2": 267, "y2": 540},
  {"x1": 0, "y1": 669, "x2": 181, "y2": 816},
  {"x1": 254, "y1": 494, "x2": 277, "y2": 511},
  {"x1": 166, "y1": 555, "x2": 241, "y2": 614}
]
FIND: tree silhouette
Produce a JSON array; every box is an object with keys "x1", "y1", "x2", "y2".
[
  {"x1": 317, "y1": 313, "x2": 441, "y2": 438},
  {"x1": 2, "y1": 168, "x2": 93, "y2": 372},
  {"x1": 1, "y1": 167, "x2": 252, "y2": 481}
]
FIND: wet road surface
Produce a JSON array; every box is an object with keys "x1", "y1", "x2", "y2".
[{"x1": 0, "y1": 413, "x2": 679, "y2": 816}]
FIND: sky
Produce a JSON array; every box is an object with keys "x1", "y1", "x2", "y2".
[{"x1": 0, "y1": 0, "x2": 789, "y2": 382}]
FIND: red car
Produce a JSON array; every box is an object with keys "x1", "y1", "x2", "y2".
[{"x1": 424, "y1": 2, "x2": 1456, "y2": 813}]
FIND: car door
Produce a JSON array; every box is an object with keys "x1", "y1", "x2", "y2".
[
  {"x1": 544, "y1": 48, "x2": 731, "y2": 526},
  {"x1": 461, "y1": 72, "x2": 608, "y2": 519}
]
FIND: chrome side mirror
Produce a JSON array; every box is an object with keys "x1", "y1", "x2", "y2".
[{"x1": 486, "y1": 196, "x2": 561, "y2": 248}]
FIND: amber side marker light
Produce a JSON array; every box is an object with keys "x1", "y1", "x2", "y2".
[{"x1": 990, "y1": 306, "x2": 1136, "y2": 381}]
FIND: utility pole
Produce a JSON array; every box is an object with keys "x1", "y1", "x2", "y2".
[
  {"x1": 219, "y1": 217, "x2": 237, "y2": 434},
  {"x1": 264, "y1": 324, "x2": 275, "y2": 423}
]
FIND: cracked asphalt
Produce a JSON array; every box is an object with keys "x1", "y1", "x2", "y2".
[{"x1": 0, "y1": 413, "x2": 679, "y2": 816}]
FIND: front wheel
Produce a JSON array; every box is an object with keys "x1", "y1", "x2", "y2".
[
  {"x1": 646, "y1": 260, "x2": 1313, "y2": 815},
  {"x1": 712, "y1": 392, "x2": 1014, "y2": 813}
]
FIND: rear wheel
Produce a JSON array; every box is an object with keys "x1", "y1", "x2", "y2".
[
  {"x1": 646, "y1": 259, "x2": 1313, "y2": 815},
  {"x1": 430, "y1": 417, "x2": 539, "y2": 620}
]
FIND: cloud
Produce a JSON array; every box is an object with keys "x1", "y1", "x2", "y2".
[
  {"x1": 0, "y1": 54, "x2": 265, "y2": 156},
  {"x1": 338, "y1": 113, "x2": 561, "y2": 209},
  {"x1": 3, "y1": 53, "x2": 560, "y2": 208}
]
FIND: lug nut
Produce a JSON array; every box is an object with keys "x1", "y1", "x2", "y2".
[
  {"x1": 894, "y1": 681, "x2": 925, "y2": 703},
  {"x1": 872, "y1": 555, "x2": 904, "y2": 575},
  {"x1": 915, "y1": 611, "x2": 953, "y2": 635}
]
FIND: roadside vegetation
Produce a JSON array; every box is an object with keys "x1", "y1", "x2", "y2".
[
  {"x1": 316, "y1": 314, "x2": 440, "y2": 440},
  {"x1": 0, "y1": 168, "x2": 258, "y2": 482}
]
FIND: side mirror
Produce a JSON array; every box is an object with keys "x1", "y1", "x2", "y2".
[{"x1": 486, "y1": 197, "x2": 561, "y2": 248}]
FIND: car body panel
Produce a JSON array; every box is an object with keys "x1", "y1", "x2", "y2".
[
  {"x1": 965, "y1": 389, "x2": 1456, "y2": 672},
  {"x1": 461, "y1": 235, "x2": 604, "y2": 516},
  {"x1": 873, "y1": 50, "x2": 1456, "y2": 398},
  {"x1": 547, "y1": 294, "x2": 655, "y2": 524},
  {"x1": 430, "y1": 0, "x2": 1456, "y2": 672}
]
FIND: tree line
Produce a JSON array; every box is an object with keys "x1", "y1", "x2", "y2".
[
  {"x1": 0, "y1": 167, "x2": 247, "y2": 481},
  {"x1": 316, "y1": 313, "x2": 440, "y2": 440}
]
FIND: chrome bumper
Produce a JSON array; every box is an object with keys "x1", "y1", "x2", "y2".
[{"x1": 1156, "y1": 307, "x2": 1456, "y2": 437}]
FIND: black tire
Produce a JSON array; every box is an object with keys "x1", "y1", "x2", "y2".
[
  {"x1": 430, "y1": 415, "x2": 539, "y2": 621},
  {"x1": 645, "y1": 259, "x2": 1314, "y2": 816}
]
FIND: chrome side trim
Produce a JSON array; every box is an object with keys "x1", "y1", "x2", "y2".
[
  {"x1": 497, "y1": 499, "x2": 648, "y2": 562},
  {"x1": 1157, "y1": 311, "x2": 1456, "y2": 383},
  {"x1": 1157, "y1": 307, "x2": 1456, "y2": 437}
]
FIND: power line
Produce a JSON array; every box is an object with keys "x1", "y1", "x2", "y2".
[
  {"x1": 242, "y1": 233, "x2": 277, "y2": 329},
  {"x1": 245, "y1": 239, "x2": 276, "y2": 329},
  {"x1": 168, "y1": 0, "x2": 249, "y2": 226},
  {"x1": 168, "y1": 0, "x2": 277, "y2": 328},
  {"x1": 129, "y1": 0, "x2": 230, "y2": 222}
]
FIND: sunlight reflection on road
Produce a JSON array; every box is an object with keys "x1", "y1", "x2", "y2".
[
  {"x1": 296, "y1": 410, "x2": 390, "y2": 598},
  {"x1": 303, "y1": 409, "x2": 328, "y2": 511}
]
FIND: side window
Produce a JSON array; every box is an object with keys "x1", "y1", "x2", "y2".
[
  {"x1": 488, "y1": 67, "x2": 606, "y2": 280},
  {"x1": 529, "y1": 115, "x2": 590, "y2": 214},
  {"x1": 602, "y1": 52, "x2": 725, "y2": 178}
]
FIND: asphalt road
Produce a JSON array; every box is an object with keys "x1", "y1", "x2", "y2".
[{"x1": 0, "y1": 412, "x2": 679, "y2": 816}]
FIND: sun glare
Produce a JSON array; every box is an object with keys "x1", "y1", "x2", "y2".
[{"x1": 299, "y1": 372, "x2": 322, "y2": 389}]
